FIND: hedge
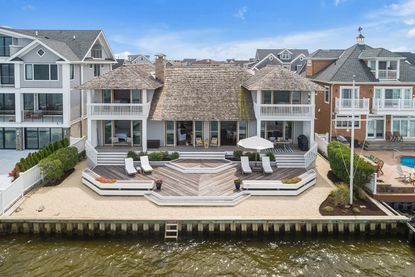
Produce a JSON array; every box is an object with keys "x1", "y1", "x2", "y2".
[
  {"x1": 15, "y1": 138, "x2": 69, "y2": 173},
  {"x1": 327, "y1": 141, "x2": 375, "y2": 188},
  {"x1": 39, "y1": 146, "x2": 78, "y2": 185}
]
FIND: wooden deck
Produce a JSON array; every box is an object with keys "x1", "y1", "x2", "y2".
[
  {"x1": 93, "y1": 165, "x2": 305, "y2": 197},
  {"x1": 172, "y1": 159, "x2": 230, "y2": 168}
]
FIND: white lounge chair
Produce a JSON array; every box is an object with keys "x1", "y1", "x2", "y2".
[
  {"x1": 262, "y1": 156, "x2": 273, "y2": 174},
  {"x1": 396, "y1": 165, "x2": 411, "y2": 182},
  {"x1": 241, "y1": 156, "x2": 252, "y2": 174},
  {"x1": 140, "y1": 155, "x2": 153, "y2": 174},
  {"x1": 125, "y1": 158, "x2": 137, "y2": 176}
]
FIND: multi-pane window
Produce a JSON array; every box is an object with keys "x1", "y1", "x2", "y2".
[
  {"x1": 280, "y1": 53, "x2": 291, "y2": 60},
  {"x1": 25, "y1": 128, "x2": 63, "y2": 149},
  {"x1": 335, "y1": 115, "x2": 360, "y2": 129},
  {"x1": 0, "y1": 94, "x2": 15, "y2": 114},
  {"x1": 70, "y1": 64, "x2": 75, "y2": 80},
  {"x1": 94, "y1": 64, "x2": 100, "y2": 77},
  {"x1": 25, "y1": 64, "x2": 58, "y2": 80},
  {"x1": 0, "y1": 36, "x2": 12, "y2": 57},
  {"x1": 91, "y1": 45, "x2": 102, "y2": 58},
  {"x1": 324, "y1": 86, "x2": 330, "y2": 103},
  {"x1": 0, "y1": 64, "x2": 14, "y2": 84},
  {"x1": 165, "y1": 121, "x2": 175, "y2": 146}
]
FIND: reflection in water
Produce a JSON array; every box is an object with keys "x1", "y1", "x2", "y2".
[{"x1": 0, "y1": 236, "x2": 414, "y2": 276}]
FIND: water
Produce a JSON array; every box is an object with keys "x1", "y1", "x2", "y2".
[
  {"x1": 401, "y1": 156, "x2": 415, "y2": 168},
  {"x1": 0, "y1": 235, "x2": 414, "y2": 276}
]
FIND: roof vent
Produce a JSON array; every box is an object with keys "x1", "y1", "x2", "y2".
[
  {"x1": 35, "y1": 30, "x2": 38, "y2": 36},
  {"x1": 73, "y1": 35, "x2": 76, "y2": 40},
  {"x1": 356, "y1": 26, "x2": 365, "y2": 44}
]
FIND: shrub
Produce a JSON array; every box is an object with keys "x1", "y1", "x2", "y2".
[
  {"x1": 282, "y1": 177, "x2": 302, "y2": 184},
  {"x1": 51, "y1": 147, "x2": 78, "y2": 172},
  {"x1": 322, "y1": 206, "x2": 334, "y2": 212},
  {"x1": 330, "y1": 185, "x2": 349, "y2": 207},
  {"x1": 247, "y1": 152, "x2": 260, "y2": 161},
  {"x1": 39, "y1": 158, "x2": 64, "y2": 185},
  {"x1": 265, "y1": 152, "x2": 275, "y2": 161},
  {"x1": 138, "y1": 151, "x2": 146, "y2": 157},
  {"x1": 78, "y1": 150, "x2": 86, "y2": 161},
  {"x1": 170, "y1": 152, "x2": 179, "y2": 160},
  {"x1": 352, "y1": 207, "x2": 361, "y2": 214},
  {"x1": 327, "y1": 141, "x2": 375, "y2": 188},
  {"x1": 148, "y1": 151, "x2": 164, "y2": 161},
  {"x1": 233, "y1": 150, "x2": 243, "y2": 161},
  {"x1": 127, "y1": 150, "x2": 138, "y2": 160}
]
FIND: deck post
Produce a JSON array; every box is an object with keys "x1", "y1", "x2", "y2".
[
  {"x1": 66, "y1": 223, "x2": 73, "y2": 235},
  {"x1": 23, "y1": 223, "x2": 30, "y2": 234},
  {"x1": 33, "y1": 223, "x2": 40, "y2": 234},
  {"x1": 317, "y1": 223, "x2": 323, "y2": 233},
  {"x1": 99, "y1": 223, "x2": 106, "y2": 234},
  {"x1": 359, "y1": 223, "x2": 366, "y2": 233},
  {"x1": 230, "y1": 223, "x2": 236, "y2": 232},
  {"x1": 55, "y1": 223, "x2": 62, "y2": 234},
  {"x1": 197, "y1": 223, "x2": 203, "y2": 233},
  {"x1": 349, "y1": 223, "x2": 355, "y2": 233},
  {"x1": 252, "y1": 223, "x2": 258, "y2": 233},
  {"x1": 219, "y1": 223, "x2": 225, "y2": 232},
  {"x1": 306, "y1": 223, "x2": 312, "y2": 233},
  {"x1": 154, "y1": 223, "x2": 160, "y2": 232},
  {"x1": 338, "y1": 223, "x2": 344, "y2": 233},
  {"x1": 263, "y1": 224, "x2": 269, "y2": 233},
  {"x1": 77, "y1": 223, "x2": 84, "y2": 235},
  {"x1": 327, "y1": 223, "x2": 334, "y2": 233},
  {"x1": 241, "y1": 223, "x2": 247, "y2": 233},
  {"x1": 284, "y1": 223, "x2": 290, "y2": 233}
]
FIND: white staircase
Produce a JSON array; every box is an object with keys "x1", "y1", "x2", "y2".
[
  {"x1": 96, "y1": 152, "x2": 127, "y2": 165},
  {"x1": 179, "y1": 152, "x2": 226, "y2": 160},
  {"x1": 275, "y1": 154, "x2": 306, "y2": 168},
  {"x1": 165, "y1": 222, "x2": 179, "y2": 240}
]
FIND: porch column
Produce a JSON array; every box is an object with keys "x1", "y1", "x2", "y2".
[
  {"x1": 142, "y1": 119, "x2": 147, "y2": 152},
  {"x1": 310, "y1": 90, "x2": 316, "y2": 144},
  {"x1": 256, "y1": 90, "x2": 262, "y2": 137},
  {"x1": 257, "y1": 120, "x2": 261, "y2": 137},
  {"x1": 61, "y1": 63, "x2": 71, "y2": 127},
  {"x1": 14, "y1": 64, "x2": 22, "y2": 122}
]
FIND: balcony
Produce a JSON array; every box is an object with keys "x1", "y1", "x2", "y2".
[
  {"x1": 255, "y1": 104, "x2": 313, "y2": 119},
  {"x1": 372, "y1": 99, "x2": 415, "y2": 115},
  {"x1": 335, "y1": 98, "x2": 369, "y2": 115},
  {"x1": 88, "y1": 103, "x2": 150, "y2": 119},
  {"x1": 22, "y1": 110, "x2": 63, "y2": 124},
  {"x1": 0, "y1": 111, "x2": 15, "y2": 123},
  {"x1": 372, "y1": 70, "x2": 398, "y2": 80}
]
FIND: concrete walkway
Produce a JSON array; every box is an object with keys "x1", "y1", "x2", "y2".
[{"x1": 4, "y1": 157, "x2": 351, "y2": 221}]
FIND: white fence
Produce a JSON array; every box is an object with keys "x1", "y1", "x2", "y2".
[
  {"x1": 304, "y1": 143, "x2": 318, "y2": 168},
  {"x1": 0, "y1": 137, "x2": 86, "y2": 215},
  {"x1": 365, "y1": 173, "x2": 378, "y2": 194},
  {"x1": 85, "y1": 140, "x2": 98, "y2": 168},
  {"x1": 315, "y1": 133, "x2": 329, "y2": 157}
]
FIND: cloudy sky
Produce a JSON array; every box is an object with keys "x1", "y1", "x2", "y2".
[{"x1": 1, "y1": 0, "x2": 415, "y2": 59}]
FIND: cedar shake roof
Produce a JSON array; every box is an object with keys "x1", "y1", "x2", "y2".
[
  {"x1": 149, "y1": 65, "x2": 255, "y2": 121},
  {"x1": 78, "y1": 64, "x2": 162, "y2": 90},
  {"x1": 244, "y1": 66, "x2": 324, "y2": 91}
]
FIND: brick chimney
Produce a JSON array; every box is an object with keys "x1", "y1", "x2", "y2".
[{"x1": 155, "y1": 53, "x2": 166, "y2": 83}]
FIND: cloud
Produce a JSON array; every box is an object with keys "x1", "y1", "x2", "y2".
[
  {"x1": 114, "y1": 51, "x2": 131, "y2": 59},
  {"x1": 22, "y1": 4, "x2": 35, "y2": 11},
  {"x1": 408, "y1": 27, "x2": 415, "y2": 37},
  {"x1": 334, "y1": 0, "x2": 347, "y2": 6},
  {"x1": 404, "y1": 18, "x2": 415, "y2": 25},
  {"x1": 233, "y1": 6, "x2": 247, "y2": 20}
]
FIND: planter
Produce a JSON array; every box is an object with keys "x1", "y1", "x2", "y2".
[
  {"x1": 155, "y1": 180, "x2": 163, "y2": 190},
  {"x1": 234, "y1": 179, "x2": 242, "y2": 191}
]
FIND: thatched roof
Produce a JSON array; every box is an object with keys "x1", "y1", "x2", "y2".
[
  {"x1": 244, "y1": 65, "x2": 324, "y2": 91},
  {"x1": 149, "y1": 65, "x2": 255, "y2": 121},
  {"x1": 77, "y1": 64, "x2": 162, "y2": 90}
]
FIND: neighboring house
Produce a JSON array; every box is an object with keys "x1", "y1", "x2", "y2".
[
  {"x1": 0, "y1": 27, "x2": 115, "y2": 150},
  {"x1": 127, "y1": 54, "x2": 152, "y2": 65},
  {"x1": 113, "y1": 58, "x2": 125, "y2": 69},
  {"x1": 250, "y1": 48, "x2": 309, "y2": 72},
  {"x1": 308, "y1": 33, "x2": 415, "y2": 149},
  {"x1": 79, "y1": 54, "x2": 321, "y2": 167}
]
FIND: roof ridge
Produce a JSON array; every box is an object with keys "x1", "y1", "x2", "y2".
[{"x1": 127, "y1": 65, "x2": 158, "y2": 88}]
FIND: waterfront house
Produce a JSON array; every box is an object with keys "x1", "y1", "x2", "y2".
[
  {"x1": 0, "y1": 27, "x2": 115, "y2": 150},
  {"x1": 79, "y1": 54, "x2": 322, "y2": 166},
  {"x1": 308, "y1": 32, "x2": 415, "y2": 150},
  {"x1": 249, "y1": 48, "x2": 309, "y2": 73}
]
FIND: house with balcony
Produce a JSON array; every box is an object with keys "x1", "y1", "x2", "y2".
[
  {"x1": 79, "y1": 54, "x2": 321, "y2": 166},
  {"x1": 308, "y1": 32, "x2": 415, "y2": 149},
  {"x1": 0, "y1": 27, "x2": 115, "y2": 149}
]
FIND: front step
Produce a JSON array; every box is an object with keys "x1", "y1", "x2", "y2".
[
  {"x1": 165, "y1": 222, "x2": 179, "y2": 240},
  {"x1": 179, "y1": 151, "x2": 226, "y2": 160},
  {"x1": 97, "y1": 152, "x2": 127, "y2": 165},
  {"x1": 275, "y1": 155, "x2": 306, "y2": 168}
]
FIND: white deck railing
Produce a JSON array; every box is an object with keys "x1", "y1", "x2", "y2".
[
  {"x1": 315, "y1": 133, "x2": 329, "y2": 157},
  {"x1": 85, "y1": 140, "x2": 98, "y2": 168},
  {"x1": 88, "y1": 103, "x2": 149, "y2": 117},
  {"x1": 372, "y1": 99, "x2": 415, "y2": 113},
  {"x1": 255, "y1": 104, "x2": 313, "y2": 118},
  {"x1": 335, "y1": 98, "x2": 369, "y2": 114},
  {"x1": 303, "y1": 142, "x2": 318, "y2": 168},
  {"x1": 376, "y1": 69, "x2": 398, "y2": 80},
  {"x1": 0, "y1": 138, "x2": 85, "y2": 214}
]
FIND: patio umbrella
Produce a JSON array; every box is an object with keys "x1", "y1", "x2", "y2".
[{"x1": 237, "y1": 136, "x2": 274, "y2": 163}]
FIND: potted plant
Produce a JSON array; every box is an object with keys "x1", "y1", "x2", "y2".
[
  {"x1": 155, "y1": 179, "x2": 163, "y2": 190},
  {"x1": 234, "y1": 178, "x2": 242, "y2": 190}
]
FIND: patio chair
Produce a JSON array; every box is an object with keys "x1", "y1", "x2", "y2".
[
  {"x1": 140, "y1": 155, "x2": 153, "y2": 174},
  {"x1": 124, "y1": 158, "x2": 137, "y2": 176},
  {"x1": 240, "y1": 156, "x2": 252, "y2": 174},
  {"x1": 261, "y1": 156, "x2": 273, "y2": 174},
  {"x1": 195, "y1": 137, "x2": 203, "y2": 147},
  {"x1": 396, "y1": 165, "x2": 411, "y2": 182},
  {"x1": 211, "y1": 137, "x2": 218, "y2": 146},
  {"x1": 376, "y1": 160, "x2": 384, "y2": 175}
]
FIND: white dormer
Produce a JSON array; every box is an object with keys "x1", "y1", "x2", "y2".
[{"x1": 278, "y1": 49, "x2": 292, "y2": 61}]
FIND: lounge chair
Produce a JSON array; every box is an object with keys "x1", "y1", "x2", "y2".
[
  {"x1": 196, "y1": 137, "x2": 203, "y2": 147},
  {"x1": 241, "y1": 156, "x2": 252, "y2": 174},
  {"x1": 140, "y1": 155, "x2": 153, "y2": 174},
  {"x1": 211, "y1": 137, "x2": 218, "y2": 146},
  {"x1": 261, "y1": 156, "x2": 273, "y2": 174},
  {"x1": 396, "y1": 165, "x2": 411, "y2": 182},
  {"x1": 125, "y1": 158, "x2": 137, "y2": 176}
]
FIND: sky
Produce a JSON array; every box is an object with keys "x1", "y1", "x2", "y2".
[{"x1": 1, "y1": 0, "x2": 415, "y2": 60}]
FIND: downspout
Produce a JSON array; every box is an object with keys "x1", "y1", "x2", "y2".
[{"x1": 329, "y1": 83, "x2": 334, "y2": 142}]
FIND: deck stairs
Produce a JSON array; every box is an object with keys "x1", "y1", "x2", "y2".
[
  {"x1": 96, "y1": 152, "x2": 127, "y2": 166},
  {"x1": 363, "y1": 140, "x2": 415, "y2": 151},
  {"x1": 179, "y1": 151, "x2": 226, "y2": 160},
  {"x1": 165, "y1": 222, "x2": 179, "y2": 240},
  {"x1": 274, "y1": 154, "x2": 306, "y2": 168}
]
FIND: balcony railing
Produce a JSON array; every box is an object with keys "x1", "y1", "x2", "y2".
[
  {"x1": 88, "y1": 103, "x2": 149, "y2": 117},
  {"x1": 372, "y1": 99, "x2": 415, "y2": 114},
  {"x1": 0, "y1": 113, "x2": 15, "y2": 122},
  {"x1": 372, "y1": 70, "x2": 398, "y2": 80},
  {"x1": 22, "y1": 110, "x2": 63, "y2": 123},
  {"x1": 335, "y1": 98, "x2": 369, "y2": 114},
  {"x1": 255, "y1": 104, "x2": 313, "y2": 118}
]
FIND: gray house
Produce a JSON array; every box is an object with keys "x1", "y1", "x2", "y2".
[
  {"x1": 249, "y1": 48, "x2": 309, "y2": 72},
  {"x1": 0, "y1": 27, "x2": 115, "y2": 149}
]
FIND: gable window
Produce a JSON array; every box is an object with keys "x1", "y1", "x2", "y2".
[
  {"x1": 324, "y1": 86, "x2": 330, "y2": 103},
  {"x1": 37, "y1": 48, "x2": 45, "y2": 57},
  {"x1": 0, "y1": 64, "x2": 15, "y2": 85},
  {"x1": 70, "y1": 64, "x2": 75, "y2": 80},
  {"x1": 25, "y1": 64, "x2": 58, "y2": 81},
  {"x1": 281, "y1": 53, "x2": 291, "y2": 60},
  {"x1": 93, "y1": 64, "x2": 101, "y2": 77},
  {"x1": 335, "y1": 115, "x2": 360, "y2": 129},
  {"x1": 91, "y1": 45, "x2": 102, "y2": 59},
  {"x1": 0, "y1": 36, "x2": 12, "y2": 57}
]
